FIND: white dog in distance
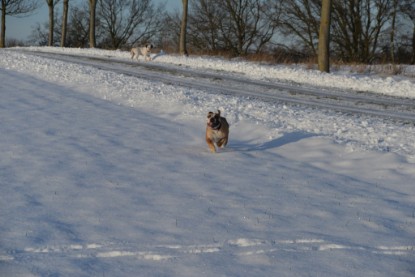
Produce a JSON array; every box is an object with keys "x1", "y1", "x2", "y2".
[{"x1": 130, "y1": 44, "x2": 153, "y2": 61}]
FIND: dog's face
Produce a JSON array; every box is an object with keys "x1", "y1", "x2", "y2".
[
  {"x1": 207, "y1": 110, "x2": 221, "y2": 129},
  {"x1": 145, "y1": 44, "x2": 153, "y2": 52},
  {"x1": 141, "y1": 44, "x2": 153, "y2": 58}
]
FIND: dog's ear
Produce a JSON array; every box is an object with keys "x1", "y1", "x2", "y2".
[
  {"x1": 217, "y1": 110, "x2": 221, "y2": 116},
  {"x1": 150, "y1": 44, "x2": 154, "y2": 49}
]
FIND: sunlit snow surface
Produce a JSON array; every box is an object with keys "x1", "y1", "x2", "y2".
[{"x1": 0, "y1": 48, "x2": 414, "y2": 277}]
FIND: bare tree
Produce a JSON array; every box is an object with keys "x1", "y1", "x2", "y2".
[
  {"x1": 280, "y1": 0, "x2": 395, "y2": 63},
  {"x1": 180, "y1": 0, "x2": 188, "y2": 55},
  {"x1": 188, "y1": 0, "x2": 278, "y2": 56},
  {"x1": 60, "y1": 0, "x2": 68, "y2": 47},
  {"x1": 318, "y1": 0, "x2": 331, "y2": 72},
  {"x1": 68, "y1": 6, "x2": 90, "y2": 47},
  {"x1": 280, "y1": 0, "x2": 321, "y2": 55},
  {"x1": 97, "y1": 0, "x2": 164, "y2": 49},
  {"x1": 1, "y1": 0, "x2": 40, "y2": 48},
  {"x1": 45, "y1": 0, "x2": 60, "y2": 46},
  {"x1": 89, "y1": 0, "x2": 97, "y2": 48},
  {"x1": 220, "y1": 0, "x2": 277, "y2": 55},
  {"x1": 30, "y1": 2, "x2": 92, "y2": 47},
  {"x1": 388, "y1": 0, "x2": 398, "y2": 63},
  {"x1": 29, "y1": 21, "x2": 49, "y2": 45},
  {"x1": 400, "y1": 0, "x2": 415, "y2": 64},
  {"x1": 158, "y1": 11, "x2": 180, "y2": 51},
  {"x1": 188, "y1": 0, "x2": 224, "y2": 51},
  {"x1": 331, "y1": 0, "x2": 392, "y2": 62}
]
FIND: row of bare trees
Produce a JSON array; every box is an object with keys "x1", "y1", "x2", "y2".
[
  {"x1": 173, "y1": 0, "x2": 415, "y2": 64},
  {"x1": 2, "y1": 0, "x2": 415, "y2": 65},
  {"x1": 0, "y1": 0, "x2": 163, "y2": 48},
  {"x1": 1, "y1": 0, "x2": 39, "y2": 47}
]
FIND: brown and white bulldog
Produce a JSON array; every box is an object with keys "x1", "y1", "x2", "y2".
[{"x1": 206, "y1": 110, "x2": 229, "y2": 153}]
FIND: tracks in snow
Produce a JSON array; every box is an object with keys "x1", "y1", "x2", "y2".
[
  {"x1": 24, "y1": 51, "x2": 415, "y2": 123},
  {"x1": 2, "y1": 238, "x2": 414, "y2": 263}
]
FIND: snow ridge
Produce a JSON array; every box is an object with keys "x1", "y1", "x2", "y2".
[{"x1": 3, "y1": 238, "x2": 413, "y2": 263}]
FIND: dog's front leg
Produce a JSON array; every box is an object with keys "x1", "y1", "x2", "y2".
[
  {"x1": 206, "y1": 138, "x2": 216, "y2": 153},
  {"x1": 217, "y1": 137, "x2": 228, "y2": 148}
]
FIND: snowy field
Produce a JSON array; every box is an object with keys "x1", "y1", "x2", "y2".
[{"x1": 0, "y1": 47, "x2": 414, "y2": 276}]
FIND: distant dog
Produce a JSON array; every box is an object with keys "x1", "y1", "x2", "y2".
[
  {"x1": 206, "y1": 110, "x2": 229, "y2": 153},
  {"x1": 130, "y1": 44, "x2": 153, "y2": 61}
]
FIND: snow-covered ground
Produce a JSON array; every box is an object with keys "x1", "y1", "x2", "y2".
[{"x1": 0, "y1": 47, "x2": 414, "y2": 276}]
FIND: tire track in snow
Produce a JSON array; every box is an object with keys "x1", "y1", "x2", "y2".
[
  {"x1": 21, "y1": 51, "x2": 415, "y2": 123},
  {"x1": 2, "y1": 239, "x2": 413, "y2": 262}
]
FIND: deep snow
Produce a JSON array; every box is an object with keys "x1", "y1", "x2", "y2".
[{"x1": 0, "y1": 48, "x2": 414, "y2": 276}]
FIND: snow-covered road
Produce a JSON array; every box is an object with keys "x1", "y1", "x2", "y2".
[{"x1": 23, "y1": 50, "x2": 415, "y2": 123}]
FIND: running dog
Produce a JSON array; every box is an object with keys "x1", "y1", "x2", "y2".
[
  {"x1": 206, "y1": 110, "x2": 229, "y2": 153},
  {"x1": 130, "y1": 44, "x2": 153, "y2": 61}
]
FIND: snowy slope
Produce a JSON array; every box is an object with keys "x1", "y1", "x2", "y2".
[{"x1": 0, "y1": 48, "x2": 414, "y2": 277}]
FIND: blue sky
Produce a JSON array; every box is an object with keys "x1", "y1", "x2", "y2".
[{"x1": 6, "y1": 0, "x2": 181, "y2": 41}]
